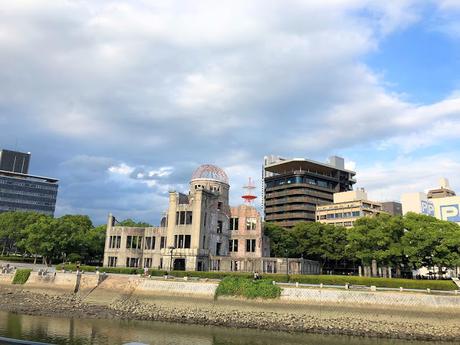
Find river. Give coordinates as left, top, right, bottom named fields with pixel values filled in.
left=0, top=311, right=456, bottom=345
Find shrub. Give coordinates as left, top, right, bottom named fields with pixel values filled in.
left=286, top=274, right=457, bottom=291
left=0, top=256, right=36, bottom=264
left=216, top=277, right=281, bottom=299
left=12, top=268, right=32, bottom=284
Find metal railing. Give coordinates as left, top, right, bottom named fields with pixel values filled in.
left=274, top=281, right=460, bottom=295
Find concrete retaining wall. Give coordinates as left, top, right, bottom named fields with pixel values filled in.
left=135, top=278, right=218, bottom=298
left=281, top=287, right=460, bottom=308
left=24, top=272, right=76, bottom=293
left=0, top=273, right=13, bottom=285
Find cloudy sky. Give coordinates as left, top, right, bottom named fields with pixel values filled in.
left=1, top=1, right=460, bottom=225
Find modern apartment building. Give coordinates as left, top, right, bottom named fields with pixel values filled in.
left=316, top=189, right=384, bottom=228
left=263, top=155, right=356, bottom=228
left=0, top=149, right=58, bottom=216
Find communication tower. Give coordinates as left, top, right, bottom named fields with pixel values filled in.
left=242, top=177, right=257, bottom=204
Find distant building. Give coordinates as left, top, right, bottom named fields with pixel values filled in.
left=427, top=178, right=456, bottom=199
left=0, top=149, right=58, bottom=216
left=401, top=178, right=460, bottom=225
left=103, top=164, right=320, bottom=274
left=381, top=201, right=403, bottom=216
left=316, top=189, right=384, bottom=228
left=263, top=155, right=356, bottom=228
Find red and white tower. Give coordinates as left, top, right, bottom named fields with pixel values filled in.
left=242, top=177, right=257, bottom=204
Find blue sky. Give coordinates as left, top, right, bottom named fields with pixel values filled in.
left=1, top=1, right=460, bottom=225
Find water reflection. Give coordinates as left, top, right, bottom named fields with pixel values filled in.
left=0, top=311, right=454, bottom=345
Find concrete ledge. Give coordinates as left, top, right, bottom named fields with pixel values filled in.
left=281, top=287, right=460, bottom=309
left=24, top=272, right=76, bottom=293
left=135, top=279, right=218, bottom=298
left=0, top=273, right=14, bottom=285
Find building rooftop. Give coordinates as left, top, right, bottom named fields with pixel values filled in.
left=0, top=169, right=59, bottom=183
left=264, top=157, right=356, bottom=176
left=191, top=164, right=229, bottom=184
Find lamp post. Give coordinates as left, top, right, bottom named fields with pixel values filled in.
left=285, top=249, right=289, bottom=281
left=168, top=246, right=175, bottom=272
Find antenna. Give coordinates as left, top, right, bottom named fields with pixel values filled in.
left=242, top=177, right=257, bottom=204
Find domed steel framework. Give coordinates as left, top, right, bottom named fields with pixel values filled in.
left=191, top=164, right=229, bottom=184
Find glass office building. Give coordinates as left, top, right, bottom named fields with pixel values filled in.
left=0, top=149, right=58, bottom=216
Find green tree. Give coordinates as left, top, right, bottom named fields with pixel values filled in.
left=118, top=218, right=151, bottom=227
left=263, top=222, right=296, bottom=257
left=0, top=211, right=45, bottom=255
left=291, top=222, right=348, bottom=270
left=401, top=213, right=440, bottom=270
left=347, top=214, right=404, bottom=269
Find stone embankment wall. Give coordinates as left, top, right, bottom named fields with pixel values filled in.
left=135, top=279, right=218, bottom=298
left=1, top=271, right=460, bottom=310
left=281, top=286, right=460, bottom=309
left=0, top=273, right=13, bottom=284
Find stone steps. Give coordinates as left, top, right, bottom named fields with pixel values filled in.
left=452, top=278, right=460, bottom=289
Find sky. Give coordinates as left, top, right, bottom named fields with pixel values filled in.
left=1, top=0, right=460, bottom=225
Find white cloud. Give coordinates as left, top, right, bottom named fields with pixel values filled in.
left=358, top=154, right=460, bottom=202
left=147, top=167, right=173, bottom=178
left=1, top=0, right=459, bottom=223
left=108, top=163, right=134, bottom=176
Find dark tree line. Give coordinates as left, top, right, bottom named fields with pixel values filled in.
left=0, top=211, right=151, bottom=265
left=265, top=213, right=460, bottom=276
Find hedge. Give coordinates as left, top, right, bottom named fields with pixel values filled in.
left=285, top=274, right=458, bottom=291
left=216, top=277, right=281, bottom=299
left=0, top=256, right=36, bottom=264
left=55, top=264, right=458, bottom=291
left=12, top=268, right=32, bottom=284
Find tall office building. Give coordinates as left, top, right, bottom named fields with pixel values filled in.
left=0, top=149, right=58, bottom=216
left=263, top=155, right=356, bottom=228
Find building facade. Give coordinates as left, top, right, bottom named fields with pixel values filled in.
left=103, top=164, right=320, bottom=274
left=0, top=149, right=58, bottom=216
left=427, top=178, right=456, bottom=199
left=316, top=189, right=384, bottom=228
left=263, top=155, right=356, bottom=228
left=381, top=201, right=403, bottom=216
left=401, top=178, right=460, bottom=225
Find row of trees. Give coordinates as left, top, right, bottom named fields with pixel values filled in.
left=0, top=212, right=152, bottom=265
left=0, top=212, right=106, bottom=264
left=265, top=213, right=460, bottom=275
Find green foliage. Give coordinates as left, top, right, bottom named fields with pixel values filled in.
left=118, top=219, right=152, bottom=227
left=265, top=213, right=460, bottom=273
left=216, top=277, right=281, bottom=299
left=12, top=268, right=32, bottom=284
left=0, top=256, right=36, bottom=263
left=0, top=211, right=47, bottom=255
left=287, top=275, right=457, bottom=290
left=347, top=214, right=405, bottom=266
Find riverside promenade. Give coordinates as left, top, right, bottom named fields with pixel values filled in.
left=1, top=270, right=460, bottom=341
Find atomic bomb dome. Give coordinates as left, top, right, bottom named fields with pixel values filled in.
left=191, top=164, right=229, bottom=184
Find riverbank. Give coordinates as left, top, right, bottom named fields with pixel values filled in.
left=1, top=284, right=459, bottom=342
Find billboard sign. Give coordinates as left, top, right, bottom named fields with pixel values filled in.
left=420, top=200, right=435, bottom=216
left=440, top=204, right=460, bottom=222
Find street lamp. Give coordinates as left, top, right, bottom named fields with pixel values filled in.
left=285, top=249, right=289, bottom=281
left=168, top=246, right=175, bottom=272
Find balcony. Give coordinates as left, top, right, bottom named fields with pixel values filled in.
left=265, top=212, right=315, bottom=221
left=265, top=204, right=317, bottom=213
left=265, top=187, right=333, bottom=200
